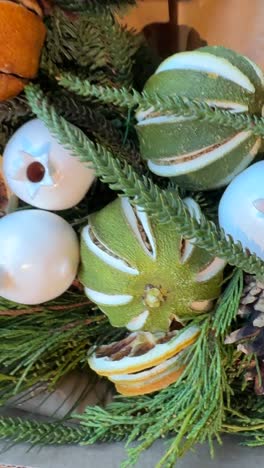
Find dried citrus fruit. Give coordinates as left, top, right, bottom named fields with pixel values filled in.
left=136, top=46, right=263, bottom=190
left=88, top=327, right=198, bottom=396
left=88, top=326, right=199, bottom=376
left=0, top=0, right=46, bottom=101
left=80, top=196, right=225, bottom=332
left=114, top=360, right=185, bottom=396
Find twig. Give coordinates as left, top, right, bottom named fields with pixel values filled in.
left=56, top=315, right=106, bottom=332
left=0, top=301, right=92, bottom=317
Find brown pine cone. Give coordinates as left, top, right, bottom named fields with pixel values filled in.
left=225, top=274, right=264, bottom=394
left=225, top=275, right=264, bottom=354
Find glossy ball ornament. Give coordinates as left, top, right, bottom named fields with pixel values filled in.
left=0, top=209, right=80, bottom=304
left=219, top=161, right=264, bottom=260
left=136, top=46, right=263, bottom=191
left=3, top=119, right=95, bottom=210
left=0, top=0, right=46, bottom=101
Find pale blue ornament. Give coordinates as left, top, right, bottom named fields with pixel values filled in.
left=219, top=161, right=264, bottom=260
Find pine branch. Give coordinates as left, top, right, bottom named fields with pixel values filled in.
left=0, top=125, right=13, bottom=154
left=57, top=75, right=264, bottom=137
left=0, top=96, right=31, bottom=124
left=0, top=414, right=128, bottom=445
left=25, top=84, right=264, bottom=279
left=50, top=92, right=143, bottom=168
left=212, top=269, right=244, bottom=336
left=222, top=391, right=264, bottom=446
left=0, top=289, right=124, bottom=404
left=0, top=272, right=242, bottom=466
left=0, top=417, right=89, bottom=445
left=85, top=11, right=140, bottom=87
left=0, top=95, right=32, bottom=152
left=75, top=272, right=241, bottom=467
left=58, top=74, right=142, bottom=106
left=42, top=9, right=140, bottom=87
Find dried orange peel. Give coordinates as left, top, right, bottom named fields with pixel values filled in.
left=88, top=326, right=199, bottom=396
left=0, top=1, right=46, bottom=101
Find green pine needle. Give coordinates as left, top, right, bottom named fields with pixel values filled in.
left=43, top=8, right=140, bottom=88
left=0, top=290, right=124, bottom=404
left=212, top=269, right=244, bottom=336
left=0, top=271, right=244, bottom=467
left=25, top=84, right=264, bottom=279
left=57, top=74, right=264, bottom=137
left=0, top=417, right=89, bottom=445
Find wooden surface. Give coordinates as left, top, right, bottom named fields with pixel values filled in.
left=122, top=0, right=264, bottom=67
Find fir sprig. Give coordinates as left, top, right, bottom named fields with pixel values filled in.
left=25, top=84, right=264, bottom=279
left=0, top=272, right=243, bottom=466
left=0, top=290, right=124, bottom=404
left=57, top=74, right=264, bottom=137
left=51, top=92, right=142, bottom=168
left=0, top=96, right=32, bottom=151
left=42, top=9, right=140, bottom=88
left=0, top=96, right=31, bottom=124
left=0, top=414, right=128, bottom=445
left=0, top=417, right=89, bottom=445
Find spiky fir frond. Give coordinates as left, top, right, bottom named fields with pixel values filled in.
left=57, top=74, right=264, bottom=138
left=42, top=8, right=141, bottom=88
left=25, top=84, right=264, bottom=279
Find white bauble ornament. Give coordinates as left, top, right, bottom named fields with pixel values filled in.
left=219, top=161, right=264, bottom=260
left=3, top=118, right=95, bottom=210
left=0, top=156, right=17, bottom=215
left=0, top=209, right=80, bottom=304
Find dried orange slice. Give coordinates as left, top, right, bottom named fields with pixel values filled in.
left=115, top=362, right=185, bottom=396
left=109, top=351, right=185, bottom=384
left=88, top=326, right=199, bottom=376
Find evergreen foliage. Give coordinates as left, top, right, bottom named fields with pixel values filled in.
left=57, top=74, right=264, bottom=137
left=25, top=84, right=264, bottom=279
left=0, top=290, right=125, bottom=404
left=0, top=1, right=143, bottom=407
left=0, top=271, right=248, bottom=467
left=1, top=1, right=264, bottom=465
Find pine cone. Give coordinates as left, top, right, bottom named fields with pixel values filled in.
left=225, top=274, right=264, bottom=394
